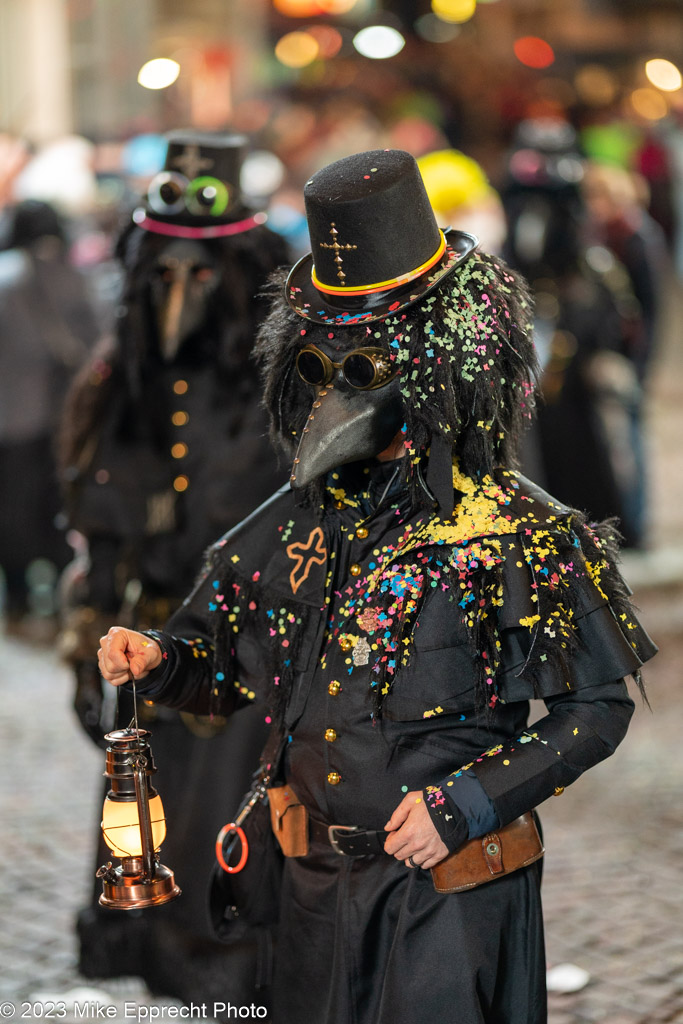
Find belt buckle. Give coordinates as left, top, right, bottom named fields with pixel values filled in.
left=328, top=824, right=359, bottom=855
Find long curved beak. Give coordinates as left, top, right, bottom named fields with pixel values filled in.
left=158, top=261, right=192, bottom=362
left=290, top=382, right=403, bottom=489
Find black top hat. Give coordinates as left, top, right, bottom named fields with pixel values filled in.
left=286, top=149, right=477, bottom=326
left=132, top=130, right=267, bottom=240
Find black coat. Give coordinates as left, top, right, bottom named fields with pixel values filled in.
left=139, top=462, right=656, bottom=1024
left=61, top=266, right=289, bottom=1006
left=65, top=356, right=284, bottom=607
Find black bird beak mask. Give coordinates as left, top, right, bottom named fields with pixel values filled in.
left=281, top=148, right=477, bottom=494
left=150, top=239, right=219, bottom=362
left=289, top=341, right=404, bottom=489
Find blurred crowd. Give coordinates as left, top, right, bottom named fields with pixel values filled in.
left=0, top=87, right=680, bottom=1009
left=0, top=97, right=678, bottom=622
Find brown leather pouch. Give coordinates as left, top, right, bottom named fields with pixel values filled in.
left=268, top=783, right=309, bottom=858
left=430, top=812, right=544, bottom=894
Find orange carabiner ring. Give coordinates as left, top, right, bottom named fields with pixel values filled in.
left=215, top=823, right=249, bottom=874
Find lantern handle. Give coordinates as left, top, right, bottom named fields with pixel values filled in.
left=131, top=677, right=142, bottom=742
left=131, top=751, right=157, bottom=881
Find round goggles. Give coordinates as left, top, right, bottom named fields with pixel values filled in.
left=147, top=172, right=231, bottom=218
left=295, top=345, right=397, bottom=391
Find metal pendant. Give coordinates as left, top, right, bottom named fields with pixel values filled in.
left=352, top=636, right=371, bottom=666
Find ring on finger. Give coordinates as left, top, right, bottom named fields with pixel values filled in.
left=408, top=856, right=418, bottom=868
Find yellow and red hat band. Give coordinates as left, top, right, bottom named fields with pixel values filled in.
left=311, top=231, right=447, bottom=297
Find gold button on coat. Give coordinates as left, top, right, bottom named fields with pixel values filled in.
left=327, top=772, right=341, bottom=786
left=324, top=728, right=337, bottom=742
left=350, top=563, right=361, bottom=576
left=328, top=681, right=341, bottom=696
left=339, top=638, right=354, bottom=652
left=356, top=526, right=368, bottom=539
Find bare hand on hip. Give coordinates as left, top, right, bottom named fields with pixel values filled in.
left=98, top=627, right=162, bottom=686
left=384, top=790, right=449, bottom=870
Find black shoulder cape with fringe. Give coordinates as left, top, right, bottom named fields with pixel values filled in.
left=202, top=463, right=654, bottom=724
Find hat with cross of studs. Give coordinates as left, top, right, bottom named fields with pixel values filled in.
left=285, top=149, right=478, bottom=326
left=132, top=130, right=268, bottom=240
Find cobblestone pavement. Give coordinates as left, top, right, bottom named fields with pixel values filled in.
left=1, top=286, right=681, bottom=1023
left=1, top=590, right=681, bottom=1024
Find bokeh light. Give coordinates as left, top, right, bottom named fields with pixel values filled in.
left=431, top=0, right=476, bottom=25
left=580, top=122, right=641, bottom=168
left=353, top=25, right=405, bottom=60
left=317, top=0, right=359, bottom=13
left=241, top=150, right=286, bottom=198
left=307, top=24, right=343, bottom=59
left=275, top=31, right=320, bottom=68
left=645, top=58, right=682, bottom=92
left=121, top=134, right=167, bottom=177
left=272, top=0, right=357, bottom=13
left=630, top=87, right=668, bottom=120
left=513, top=36, right=555, bottom=70
left=415, top=13, right=461, bottom=42
left=574, top=65, right=619, bottom=106
left=137, top=58, right=180, bottom=90
left=273, top=0, right=324, bottom=16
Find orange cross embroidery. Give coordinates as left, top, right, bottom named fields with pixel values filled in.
left=286, top=527, right=327, bottom=595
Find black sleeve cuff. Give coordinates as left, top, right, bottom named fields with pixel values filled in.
left=424, top=786, right=469, bottom=853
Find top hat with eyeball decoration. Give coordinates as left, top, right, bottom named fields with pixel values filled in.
left=132, top=130, right=268, bottom=241
left=285, top=148, right=478, bottom=326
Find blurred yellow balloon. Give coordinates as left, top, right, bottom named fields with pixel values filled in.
left=418, top=149, right=491, bottom=214
left=418, top=149, right=506, bottom=252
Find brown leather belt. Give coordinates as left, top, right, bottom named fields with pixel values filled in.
left=311, top=812, right=544, bottom=893
left=270, top=782, right=544, bottom=893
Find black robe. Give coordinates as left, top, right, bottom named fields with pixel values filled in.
left=137, top=462, right=656, bottom=1024
left=64, top=350, right=285, bottom=1001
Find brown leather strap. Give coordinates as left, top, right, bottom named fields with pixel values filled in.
left=482, top=833, right=504, bottom=876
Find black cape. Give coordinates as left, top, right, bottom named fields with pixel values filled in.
left=138, top=463, right=656, bottom=1023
